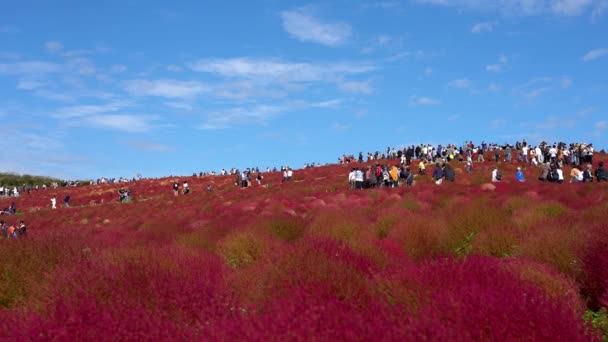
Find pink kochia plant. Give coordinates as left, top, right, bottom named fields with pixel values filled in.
left=1, top=154, right=608, bottom=339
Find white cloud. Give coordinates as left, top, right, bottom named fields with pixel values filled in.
left=281, top=8, right=351, bottom=46
left=582, top=48, right=608, bottom=61
left=416, top=0, right=596, bottom=16
left=312, top=99, right=343, bottom=108
left=16, top=80, right=45, bottom=90
left=45, top=40, right=64, bottom=53
left=338, top=80, right=373, bottom=94
left=0, top=61, right=62, bottom=75
left=486, top=64, right=502, bottom=72
left=167, top=64, right=183, bottom=72
left=499, top=54, right=509, bottom=63
left=198, top=104, right=288, bottom=130
left=551, top=0, right=594, bottom=16
left=125, top=140, right=173, bottom=152
left=592, top=0, right=608, bottom=22
left=84, top=115, right=159, bottom=132
left=110, top=64, right=127, bottom=73
left=471, top=21, right=497, bottom=33
left=425, top=67, right=433, bottom=76
left=125, top=79, right=207, bottom=98
left=488, top=83, right=502, bottom=92
left=526, top=87, right=549, bottom=99
left=448, top=78, right=472, bottom=88
left=409, top=95, right=441, bottom=106
left=596, top=120, right=608, bottom=130
left=560, top=76, right=572, bottom=88
left=55, top=101, right=132, bottom=119
left=332, top=123, right=351, bottom=131
left=190, top=57, right=374, bottom=83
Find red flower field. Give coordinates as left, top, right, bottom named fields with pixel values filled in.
left=1, top=153, right=608, bottom=340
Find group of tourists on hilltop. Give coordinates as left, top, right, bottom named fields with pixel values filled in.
left=348, top=164, right=414, bottom=189
left=1, top=220, right=27, bottom=239
left=342, top=139, right=607, bottom=189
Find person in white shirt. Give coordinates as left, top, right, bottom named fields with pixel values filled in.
left=556, top=166, right=564, bottom=184
left=535, top=146, right=543, bottom=164
left=287, top=168, right=293, bottom=180
left=348, top=169, right=356, bottom=189
left=521, top=145, right=529, bottom=163
left=491, top=166, right=502, bottom=182
left=354, top=168, right=364, bottom=189
left=51, top=196, right=57, bottom=209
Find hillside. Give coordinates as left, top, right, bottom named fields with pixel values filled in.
left=1, top=153, right=608, bottom=339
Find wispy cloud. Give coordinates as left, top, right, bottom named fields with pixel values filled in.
left=55, top=101, right=132, bottom=119
left=16, top=79, right=45, bottom=90
left=124, top=139, right=173, bottom=152
left=83, top=114, right=160, bottom=132
left=190, top=57, right=375, bottom=83
left=486, top=64, right=502, bottom=72
left=488, top=83, right=502, bottom=92
left=0, top=61, right=62, bottom=75
left=471, top=21, right=497, bottom=33
left=582, top=48, right=608, bottom=61
left=125, top=79, right=207, bottom=98
left=281, top=8, right=351, bottom=46
left=526, top=87, right=550, bottom=99
left=199, top=104, right=289, bottom=130
left=416, top=0, right=596, bottom=17
left=448, top=78, right=472, bottom=88
left=338, top=80, right=374, bottom=94
left=409, top=95, right=441, bottom=106
left=167, top=64, right=183, bottom=72
left=592, top=0, right=608, bottom=22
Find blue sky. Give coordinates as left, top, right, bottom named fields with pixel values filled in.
left=1, top=0, right=607, bottom=179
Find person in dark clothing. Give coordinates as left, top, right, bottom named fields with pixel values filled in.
left=583, top=164, right=594, bottom=183
left=432, top=163, right=444, bottom=185
left=17, top=220, right=26, bottom=237
left=443, top=164, right=455, bottom=182
left=64, top=194, right=70, bottom=208
left=596, top=161, right=608, bottom=182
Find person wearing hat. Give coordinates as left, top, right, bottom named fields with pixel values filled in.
left=515, top=166, right=525, bottom=182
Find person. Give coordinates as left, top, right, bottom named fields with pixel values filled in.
left=583, top=164, right=594, bottom=183
left=256, top=172, right=263, bottom=185
left=418, top=159, right=426, bottom=175
left=287, top=168, right=293, bottom=181
left=51, top=196, right=57, bottom=209
left=64, top=194, right=70, bottom=208
left=515, top=167, right=525, bottom=182
left=404, top=167, right=414, bottom=187
left=7, top=224, right=15, bottom=239
left=173, top=181, right=179, bottom=196
left=538, top=163, right=550, bottom=181
left=443, top=164, right=455, bottom=182
left=432, top=163, right=444, bottom=185
left=596, top=161, right=608, bottom=182
left=556, top=165, right=564, bottom=184
left=492, top=166, right=502, bottom=182
left=183, top=181, right=190, bottom=194
left=0, top=220, right=7, bottom=238
left=466, top=155, right=472, bottom=174
left=570, top=166, right=583, bottom=183
left=17, top=220, right=26, bottom=237
left=354, top=168, right=364, bottom=190
left=389, top=165, right=399, bottom=187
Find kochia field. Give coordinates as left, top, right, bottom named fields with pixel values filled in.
left=2, top=155, right=608, bottom=340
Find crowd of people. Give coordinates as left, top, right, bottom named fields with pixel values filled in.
left=1, top=220, right=26, bottom=239
left=343, top=140, right=607, bottom=188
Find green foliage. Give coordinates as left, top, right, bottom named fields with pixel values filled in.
left=536, top=203, right=566, bottom=218
left=454, top=232, right=476, bottom=257
left=584, top=308, right=608, bottom=340
left=266, top=217, right=306, bottom=243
